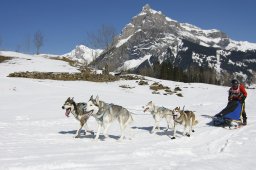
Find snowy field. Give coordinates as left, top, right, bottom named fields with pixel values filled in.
left=0, top=51, right=256, bottom=170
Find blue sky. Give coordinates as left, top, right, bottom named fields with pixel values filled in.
left=0, top=0, right=255, bottom=54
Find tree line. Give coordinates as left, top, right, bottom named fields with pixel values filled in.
left=138, top=60, right=221, bottom=85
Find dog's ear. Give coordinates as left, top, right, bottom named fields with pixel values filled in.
left=95, top=95, right=100, bottom=105
left=89, top=95, right=93, bottom=101
left=71, top=97, right=74, bottom=100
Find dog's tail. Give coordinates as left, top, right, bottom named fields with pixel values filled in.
left=128, top=112, right=134, bottom=123
left=191, top=113, right=199, bottom=126
left=193, top=120, right=199, bottom=126
left=122, top=112, right=135, bottom=140
left=182, top=105, right=185, bottom=112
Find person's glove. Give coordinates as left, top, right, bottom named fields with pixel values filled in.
left=228, top=96, right=233, bottom=101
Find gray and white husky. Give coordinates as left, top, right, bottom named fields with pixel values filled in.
left=85, top=95, right=133, bottom=141
left=62, top=97, right=94, bottom=138
left=172, top=106, right=198, bottom=139
left=143, top=101, right=174, bottom=134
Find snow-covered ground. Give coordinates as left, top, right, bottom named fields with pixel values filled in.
left=0, top=51, right=256, bottom=170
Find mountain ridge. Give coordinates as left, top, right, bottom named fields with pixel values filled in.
left=91, top=4, right=256, bottom=85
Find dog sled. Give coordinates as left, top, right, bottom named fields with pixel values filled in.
left=213, top=100, right=243, bottom=129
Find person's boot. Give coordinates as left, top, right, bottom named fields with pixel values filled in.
left=243, top=119, right=247, bottom=125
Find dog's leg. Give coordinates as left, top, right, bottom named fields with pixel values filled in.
left=117, top=118, right=126, bottom=141
left=184, top=122, right=191, bottom=137
left=171, top=123, right=177, bottom=139
left=102, top=115, right=111, bottom=139
left=166, top=116, right=173, bottom=131
left=119, top=124, right=125, bottom=141
left=157, top=121, right=161, bottom=131
left=191, top=116, right=196, bottom=133
left=188, top=118, right=193, bottom=136
left=117, top=115, right=129, bottom=141
left=119, top=119, right=130, bottom=141
left=120, top=114, right=133, bottom=140
left=183, top=124, right=187, bottom=136
left=84, top=123, right=94, bottom=135
left=186, top=120, right=192, bottom=137
left=94, top=123, right=102, bottom=140
left=103, top=123, right=111, bottom=139
left=165, top=118, right=170, bottom=131
left=151, top=116, right=160, bottom=134
left=75, top=123, right=83, bottom=138
left=151, top=121, right=158, bottom=134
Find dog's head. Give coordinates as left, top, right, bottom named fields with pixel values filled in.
left=143, top=101, right=154, bottom=112
left=85, top=95, right=100, bottom=115
left=172, top=106, right=181, bottom=119
left=62, top=97, right=75, bottom=117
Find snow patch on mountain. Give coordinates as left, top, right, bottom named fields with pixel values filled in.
left=116, top=35, right=133, bottom=48
left=226, top=40, right=256, bottom=51
left=118, top=54, right=152, bottom=71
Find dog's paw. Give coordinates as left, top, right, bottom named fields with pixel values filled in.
left=87, top=131, right=94, bottom=135
left=93, top=138, right=99, bottom=142
left=104, top=135, right=109, bottom=138
left=74, top=135, right=80, bottom=138
left=171, top=137, right=176, bottom=140
left=118, top=137, right=124, bottom=142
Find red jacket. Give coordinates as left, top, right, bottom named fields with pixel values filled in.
left=228, top=83, right=247, bottom=101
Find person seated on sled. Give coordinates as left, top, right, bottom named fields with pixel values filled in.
left=228, top=79, right=247, bottom=125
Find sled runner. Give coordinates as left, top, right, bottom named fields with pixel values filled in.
left=213, top=100, right=243, bottom=128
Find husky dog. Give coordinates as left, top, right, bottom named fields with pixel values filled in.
left=62, top=97, right=94, bottom=138
left=172, top=106, right=198, bottom=139
left=143, top=101, right=174, bottom=134
left=85, top=95, right=133, bottom=141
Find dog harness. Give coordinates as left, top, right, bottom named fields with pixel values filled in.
left=94, top=102, right=112, bottom=120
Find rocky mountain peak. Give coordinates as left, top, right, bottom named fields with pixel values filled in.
left=92, top=4, right=256, bottom=85
left=142, top=4, right=151, bottom=12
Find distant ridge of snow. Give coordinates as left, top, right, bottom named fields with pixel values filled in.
left=61, top=45, right=103, bottom=64
left=0, top=50, right=79, bottom=76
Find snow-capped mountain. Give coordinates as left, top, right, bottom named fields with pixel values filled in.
left=62, top=45, right=102, bottom=65
left=92, top=4, right=256, bottom=85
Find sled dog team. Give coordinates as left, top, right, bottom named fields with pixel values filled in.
left=62, top=95, right=198, bottom=141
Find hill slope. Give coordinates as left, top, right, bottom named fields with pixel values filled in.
left=0, top=52, right=256, bottom=170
